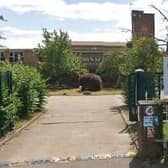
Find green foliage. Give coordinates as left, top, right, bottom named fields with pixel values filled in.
left=0, top=90, right=20, bottom=136
left=97, top=50, right=126, bottom=88
left=0, top=63, right=47, bottom=137
left=97, top=37, right=163, bottom=88
left=12, top=65, right=47, bottom=117
left=0, top=70, right=20, bottom=136
left=38, top=29, right=86, bottom=86
left=127, top=37, right=163, bottom=72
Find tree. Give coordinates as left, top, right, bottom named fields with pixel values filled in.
left=97, top=50, right=126, bottom=88
left=126, top=37, right=163, bottom=72
left=38, top=29, right=85, bottom=86
left=97, top=37, right=163, bottom=88
left=0, top=15, right=7, bottom=40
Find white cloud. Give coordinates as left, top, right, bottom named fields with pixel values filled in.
left=0, top=26, right=42, bottom=48
left=0, top=0, right=130, bottom=21
left=0, top=0, right=168, bottom=48
left=69, top=28, right=130, bottom=42
left=0, top=26, right=42, bottom=37
left=0, top=26, right=130, bottom=48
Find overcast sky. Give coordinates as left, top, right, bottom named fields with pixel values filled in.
left=0, top=0, right=168, bottom=48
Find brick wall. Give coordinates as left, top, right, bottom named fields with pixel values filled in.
left=132, top=10, right=154, bottom=38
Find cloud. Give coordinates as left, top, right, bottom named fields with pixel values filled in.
left=1, top=0, right=168, bottom=48
left=0, top=0, right=168, bottom=31
left=68, top=28, right=130, bottom=42
left=0, top=26, right=42, bottom=37
left=0, top=0, right=130, bottom=21
left=0, top=26, right=130, bottom=48
left=0, top=26, right=42, bottom=48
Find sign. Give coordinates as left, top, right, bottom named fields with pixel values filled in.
left=143, top=116, right=153, bottom=127
left=164, top=57, right=168, bottom=96
left=145, top=106, right=154, bottom=116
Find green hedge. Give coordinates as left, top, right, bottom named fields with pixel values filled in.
left=12, top=65, right=47, bottom=117
left=0, top=63, right=47, bottom=136
left=0, top=90, right=20, bottom=136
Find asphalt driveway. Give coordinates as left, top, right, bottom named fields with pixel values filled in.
left=0, top=95, right=131, bottom=164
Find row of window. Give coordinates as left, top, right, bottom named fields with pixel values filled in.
left=0, top=52, right=24, bottom=63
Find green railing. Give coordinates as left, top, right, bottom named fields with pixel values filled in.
left=0, top=71, right=13, bottom=136
left=127, top=71, right=163, bottom=121
left=0, top=71, right=12, bottom=96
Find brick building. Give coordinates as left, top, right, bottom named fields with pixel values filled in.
left=0, top=46, right=38, bottom=66
left=0, top=41, right=126, bottom=71
left=132, top=10, right=155, bottom=38
left=72, top=41, right=126, bottom=71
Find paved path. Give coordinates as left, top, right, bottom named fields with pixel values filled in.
left=0, top=95, right=131, bottom=164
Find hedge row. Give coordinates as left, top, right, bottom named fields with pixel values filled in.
left=0, top=63, right=47, bottom=136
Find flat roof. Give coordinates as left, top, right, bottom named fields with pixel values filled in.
left=71, top=41, right=126, bottom=47
left=0, top=41, right=126, bottom=50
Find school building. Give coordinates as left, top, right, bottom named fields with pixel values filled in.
left=0, top=41, right=126, bottom=71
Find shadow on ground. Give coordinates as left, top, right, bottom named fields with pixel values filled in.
left=129, top=158, right=168, bottom=168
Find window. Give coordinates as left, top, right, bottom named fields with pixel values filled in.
left=0, top=52, right=5, bottom=61
left=9, top=52, right=23, bottom=63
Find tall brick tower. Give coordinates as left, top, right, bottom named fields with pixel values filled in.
left=132, top=10, right=155, bottom=38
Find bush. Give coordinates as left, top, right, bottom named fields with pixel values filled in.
left=12, top=65, right=47, bottom=118
left=0, top=70, right=20, bottom=136
left=0, top=89, right=20, bottom=136
left=57, top=72, right=80, bottom=88
left=0, top=63, right=47, bottom=118
left=48, top=72, right=80, bottom=89
left=0, top=63, right=47, bottom=137
left=79, top=73, right=102, bottom=91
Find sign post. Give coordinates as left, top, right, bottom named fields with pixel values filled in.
left=137, top=100, right=163, bottom=157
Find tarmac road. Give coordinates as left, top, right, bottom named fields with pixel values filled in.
left=0, top=95, right=132, bottom=167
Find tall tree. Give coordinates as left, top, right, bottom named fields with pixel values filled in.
left=38, top=29, right=85, bottom=85
left=98, top=37, right=163, bottom=88
left=127, top=37, right=163, bottom=72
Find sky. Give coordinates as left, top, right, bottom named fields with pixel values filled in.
left=0, top=0, right=168, bottom=48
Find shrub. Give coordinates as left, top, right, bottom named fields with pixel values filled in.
left=57, top=72, right=80, bottom=88
left=0, top=70, right=20, bottom=136
left=0, top=90, right=20, bottom=136
left=79, top=73, right=102, bottom=91
left=0, top=63, right=47, bottom=118
left=0, top=64, right=47, bottom=137
left=12, top=65, right=47, bottom=118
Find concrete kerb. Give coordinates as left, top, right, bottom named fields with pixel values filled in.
left=0, top=110, right=46, bottom=147
left=0, top=153, right=133, bottom=167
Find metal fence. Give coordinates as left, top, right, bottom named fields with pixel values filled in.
left=127, top=71, right=163, bottom=121
left=0, top=71, right=12, bottom=104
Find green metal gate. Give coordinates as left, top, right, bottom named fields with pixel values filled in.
left=0, top=71, right=12, bottom=102
left=128, top=71, right=163, bottom=121
left=0, top=71, right=13, bottom=136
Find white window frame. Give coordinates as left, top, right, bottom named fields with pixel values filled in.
left=9, top=51, right=24, bottom=63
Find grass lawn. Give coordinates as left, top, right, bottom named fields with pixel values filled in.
left=48, top=88, right=123, bottom=96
